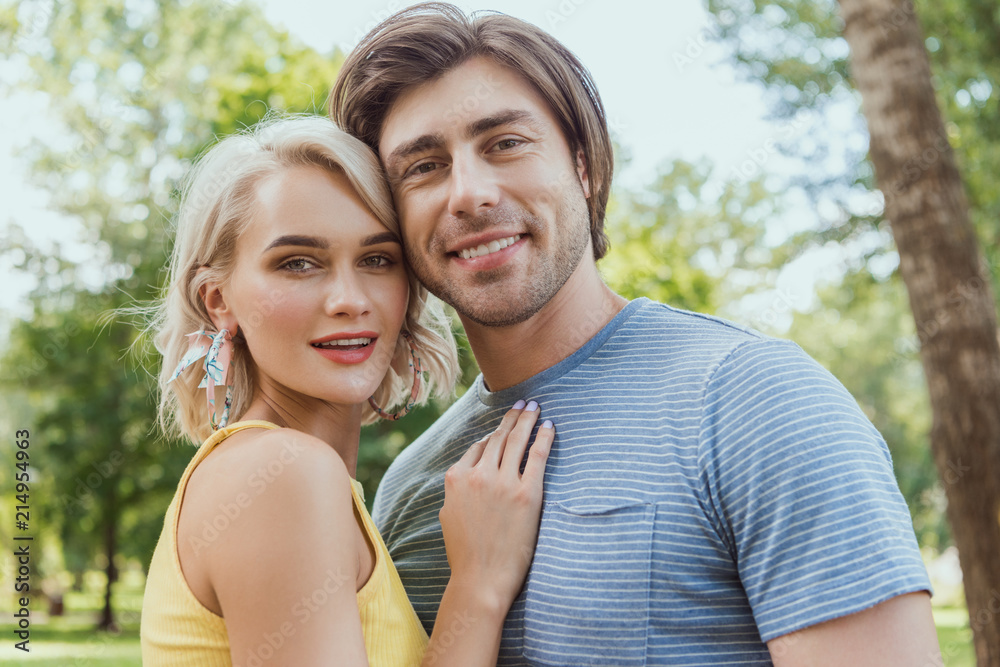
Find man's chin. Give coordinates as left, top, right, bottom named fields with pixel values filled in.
left=455, top=303, right=544, bottom=328
left=443, top=285, right=549, bottom=328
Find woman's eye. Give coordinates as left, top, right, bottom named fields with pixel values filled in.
left=362, top=255, right=392, bottom=269
left=280, top=258, right=314, bottom=272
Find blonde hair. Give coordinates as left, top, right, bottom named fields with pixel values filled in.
left=152, top=114, right=458, bottom=443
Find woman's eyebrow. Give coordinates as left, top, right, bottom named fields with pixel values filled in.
left=361, top=231, right=401, bottom=247
left=264, top=232, right=399, bottom=252
left=263, top=235, right=328, bottom=252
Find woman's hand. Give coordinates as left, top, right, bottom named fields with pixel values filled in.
left=439, top=400, right=554, bottom=611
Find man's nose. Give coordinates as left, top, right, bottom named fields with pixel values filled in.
left=447, top=150, right=501, bottom=218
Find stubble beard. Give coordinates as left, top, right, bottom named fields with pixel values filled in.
left=404, top=188, right=591, bottom=328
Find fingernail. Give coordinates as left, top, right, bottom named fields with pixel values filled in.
left=541, top=420, right=553, bottom=429
left=512, top=399, right=526, bottom=410
left=525, top=401, right=538, bottom=412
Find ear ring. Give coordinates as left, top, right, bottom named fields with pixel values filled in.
left=168, top=328, right=235, bottom=430
left=368, top=331, right=423, bottom=421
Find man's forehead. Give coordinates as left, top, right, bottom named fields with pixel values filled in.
left=378, top=57, right=551, bottom=157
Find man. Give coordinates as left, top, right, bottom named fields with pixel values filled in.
left=330, top=3, right=940, bottom=664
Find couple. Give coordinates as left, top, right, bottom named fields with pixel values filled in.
left=140, top=3, right=939, bottom=665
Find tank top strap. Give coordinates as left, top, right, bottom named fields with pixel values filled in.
left=349, top=479, right=391, bottom=608
left=179, top=420, right=281, bottom=491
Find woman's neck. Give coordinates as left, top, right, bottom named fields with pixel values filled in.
left=239, top=389, right=364, bottom=477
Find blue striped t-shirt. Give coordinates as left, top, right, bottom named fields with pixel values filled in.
left=372, top=298, right=931, bottom=666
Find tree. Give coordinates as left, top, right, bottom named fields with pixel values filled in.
left=837, top=0, right=1000, bottom=660
left=602, top=159, right=782, bottom=313
left=1, top=0, right=342, bottom=629
left=705, top=0, right=1000, bottom=660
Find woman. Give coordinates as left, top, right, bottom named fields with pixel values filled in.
left=139, top=115, right=554, bottom=666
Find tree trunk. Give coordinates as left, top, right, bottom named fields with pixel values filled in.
left=837, top=0, right=1000, bottom=663
left=97, top=490, right=119, bottom=632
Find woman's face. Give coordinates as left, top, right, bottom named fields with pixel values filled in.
left=222, top=164, right=409, bottom=408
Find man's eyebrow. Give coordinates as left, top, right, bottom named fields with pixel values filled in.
left=263, top=235, right=328, bottom=252
left=465, top=109, right=540, bottom=139
left=383, top=110, right=542, bottom=177
left=385, top=133, right=445, bottom=174
left=361, top=231, right=400, bottom=247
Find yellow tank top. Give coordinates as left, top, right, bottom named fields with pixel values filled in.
left=140, top=420, right=428, bottom=666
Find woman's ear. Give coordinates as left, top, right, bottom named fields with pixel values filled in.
left=196, top=267, right=239, bottom=334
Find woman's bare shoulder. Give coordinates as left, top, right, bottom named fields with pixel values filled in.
left=177, top=427, right=358, bottom=613
left=186, top=427, right=353, bottom=511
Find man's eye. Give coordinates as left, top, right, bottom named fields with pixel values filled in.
left=405, top=162, right=438, bottom=178
left=496, top=138, right=521, bottom=150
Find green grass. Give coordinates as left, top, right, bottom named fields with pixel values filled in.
left=935, top=607, right=976, bottom=667
left=0, top=606, right=977, bottom=665
left=0, top=613, right=141, bottom=666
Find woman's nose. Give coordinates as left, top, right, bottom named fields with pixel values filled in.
left=324, top=270, right=372, bottom=318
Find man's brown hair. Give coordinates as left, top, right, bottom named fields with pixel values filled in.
left=329, top=2, right=614, bottom=259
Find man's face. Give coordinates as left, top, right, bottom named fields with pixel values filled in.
left=379, top=57, right=592, bottom=327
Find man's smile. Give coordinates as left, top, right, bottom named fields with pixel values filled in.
left=455, top=234, right=522, bottom=259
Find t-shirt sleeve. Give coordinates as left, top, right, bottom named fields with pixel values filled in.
left=697, top=338, right=932, bottom=642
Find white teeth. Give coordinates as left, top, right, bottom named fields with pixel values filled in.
left=314, top=337, right=372, bottom=348
left=458, top=234, right=521, bottom=260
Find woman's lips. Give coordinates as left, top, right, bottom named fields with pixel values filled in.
left=311, top=337, right=377, bottom=364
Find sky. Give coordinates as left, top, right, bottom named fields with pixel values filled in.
left=0, top=0, right=841, bottom=323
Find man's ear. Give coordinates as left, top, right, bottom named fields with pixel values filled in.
left=196, top=267, right=239, bottom=334
left=575, top=149, right=591, bottom=199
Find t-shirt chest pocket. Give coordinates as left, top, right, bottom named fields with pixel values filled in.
left=522, top=501, right=655, bottom=666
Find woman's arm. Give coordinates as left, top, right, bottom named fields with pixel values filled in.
left=193, top=430, right=368, bottom=666
left=422, top=402, right=554, bottom=667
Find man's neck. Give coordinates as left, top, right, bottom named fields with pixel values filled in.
left=463, top=261, right=628, bottom=392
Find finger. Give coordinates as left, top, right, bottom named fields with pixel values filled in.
left=481, top=399, right=529, bottom=468
left=456, top=435, right=490, bottom=469
left=520, top=420, right=554, bottom=488
left=500, top=402, right=542, bottom=475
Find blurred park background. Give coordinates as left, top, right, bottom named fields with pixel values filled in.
left=1, top=0, right=996, bottom=663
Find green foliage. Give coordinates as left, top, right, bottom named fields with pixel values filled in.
left=1, top=0, right=342, bottom=626
left=703, top=0, right=1000, bottom=550
left=603, top=159, right=782, bottom=313
left=704, top=0, right=1000, bottom=293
